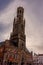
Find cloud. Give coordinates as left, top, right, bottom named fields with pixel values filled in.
left=0, top=0, right=43, bottom=53
left=0, top=0, right=14, bottom=11
left=0, top=22, right=12, bottom=33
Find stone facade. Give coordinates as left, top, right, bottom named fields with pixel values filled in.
left=0, top=7, right=33, bottom=65
left=33, top=54, right=43, bottom=65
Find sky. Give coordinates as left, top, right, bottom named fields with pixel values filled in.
left=0, top=0, right=43, bottom=54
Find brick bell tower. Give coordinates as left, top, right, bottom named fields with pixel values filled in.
left=10, top=7, right=26, bottom=50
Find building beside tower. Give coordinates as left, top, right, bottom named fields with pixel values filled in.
left=0, top=7, right=33, bottom=65
left=33, top=54, right=43, bottom=65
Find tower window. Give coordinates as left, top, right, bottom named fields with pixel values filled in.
left=21, top=43, right=24, bottom=49
left=20, top=10, right=21, bottom=13
left=22, top=43, right=24, bottom=47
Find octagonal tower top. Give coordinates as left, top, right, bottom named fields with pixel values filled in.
left=17, top=7, right=24, bottom=20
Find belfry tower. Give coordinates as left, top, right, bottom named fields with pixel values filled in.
left=0, top=6, right=33, bottom=65
left=10, top=7, right=26, bottom=50
left=0, top=7, right=33, bottom=65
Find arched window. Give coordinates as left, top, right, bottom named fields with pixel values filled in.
left=21, top=43, right=24, bottom=49
left=20, top=10, right=21, bottom=13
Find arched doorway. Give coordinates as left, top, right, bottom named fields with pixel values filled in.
left=21, top=58, right=24, bottom=65
left=21, top=62, right=24, bottom=65
left=7, top=61, right=18, bottom=65
left=7, top=61, right=13, bottom=65
left=27, top=63, right=31, bottom=65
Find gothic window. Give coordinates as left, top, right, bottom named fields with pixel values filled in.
left=22, top=43, right=24, bottom=49
left=21, top=24, right=24, bottom=34
left=27, top=63, right=31, bottom=65
left=20, top=10, right=21, bottom=13
left=18, top=16, right=21, bottom=20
